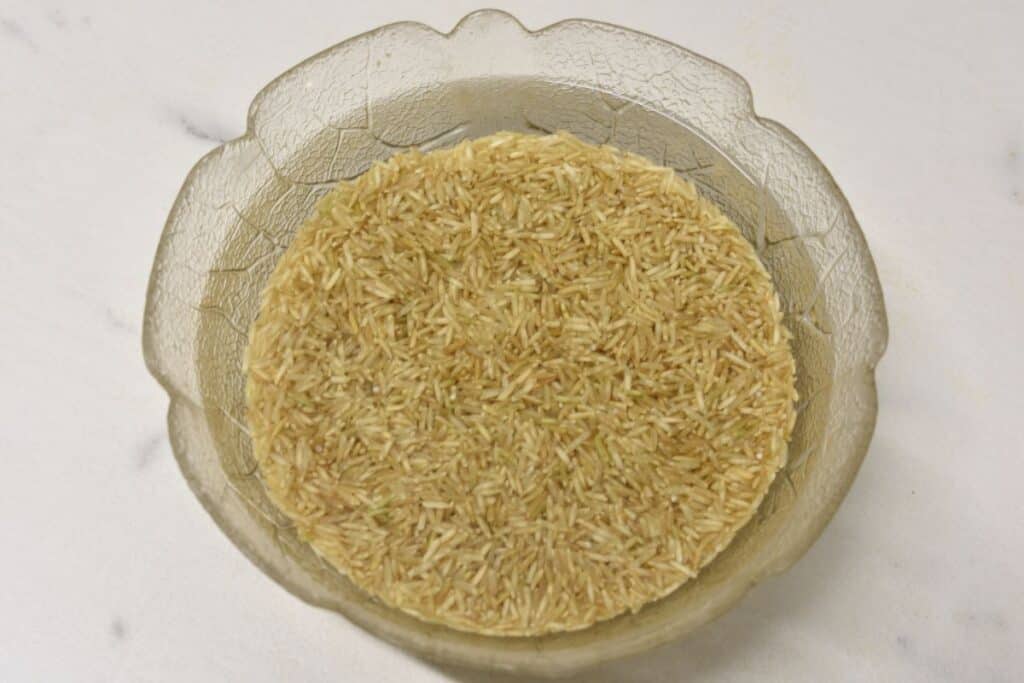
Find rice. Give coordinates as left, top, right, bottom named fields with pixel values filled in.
left=245, top=131, right=797, bottom=636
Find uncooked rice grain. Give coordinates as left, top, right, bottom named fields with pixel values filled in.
left=245, top=131, right=797, bottom=636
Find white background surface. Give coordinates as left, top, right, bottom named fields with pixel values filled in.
left=1, top=1, right=1022, bottom=681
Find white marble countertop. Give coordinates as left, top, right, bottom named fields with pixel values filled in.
left=1, top=1, right=1021, bottom=681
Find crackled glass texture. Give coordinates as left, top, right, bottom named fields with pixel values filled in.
left=143, top=10, right=887, bottom=677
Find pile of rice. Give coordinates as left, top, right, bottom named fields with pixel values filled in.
left=245, top=131, right=796, bottom=636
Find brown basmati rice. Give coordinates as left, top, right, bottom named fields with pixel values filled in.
left=245, top=131, right=797, bottom=636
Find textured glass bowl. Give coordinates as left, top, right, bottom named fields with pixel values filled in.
left=143, top=10, right=887, bottom=677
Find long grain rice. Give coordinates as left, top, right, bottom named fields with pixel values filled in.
left=245, top=131, right=797, bottom=636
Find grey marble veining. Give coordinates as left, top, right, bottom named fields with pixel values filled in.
left=174, top=110, right=237, bottom=145
left=1, top=17, right=38, bottom=51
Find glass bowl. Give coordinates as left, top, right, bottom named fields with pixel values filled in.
left=143, top=10, right=887, bottom=677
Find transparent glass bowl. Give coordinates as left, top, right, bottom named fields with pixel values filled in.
left=143, top=10, right=887, bottom=677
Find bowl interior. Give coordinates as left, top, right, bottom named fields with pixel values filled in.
left=194, top=77, right=833, bottom=669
